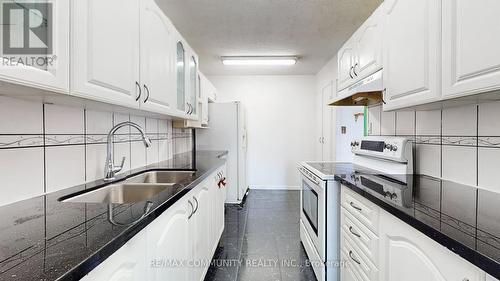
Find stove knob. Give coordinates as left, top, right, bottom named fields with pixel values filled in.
left=354, top=141, right=359, bottom=146
left=350, top=142, right=354, bottom=147
left=384, top=144, right=392, bottom=150
left=392, top=145, right=398, bottom=152
left=392, top=193, right=398, bottom=200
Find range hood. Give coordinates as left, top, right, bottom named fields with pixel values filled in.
left=329, top=69, right=383, bottom=106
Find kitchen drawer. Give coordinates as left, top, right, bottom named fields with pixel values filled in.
left=340, top=250, right=368, bottom=281
left=341, top=185, right=380, bottom=234
left=341, top=228, right=379, bottom=281
left=341, top=207, right=379, bottom=265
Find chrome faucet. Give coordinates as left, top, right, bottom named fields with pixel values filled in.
left=104, top=121, right=152, bottom=181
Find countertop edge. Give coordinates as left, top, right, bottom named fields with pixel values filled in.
left=336, top=177, right=500, bottom=279
left=57, top=158, right=227, bottom=281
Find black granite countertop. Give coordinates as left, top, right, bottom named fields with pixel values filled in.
left=321, top=163, right=500, bottom=279
left=0, top=150, right=228, bottom=281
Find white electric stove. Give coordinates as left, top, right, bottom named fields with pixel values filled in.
left=298, top=136, right=413, bottom=281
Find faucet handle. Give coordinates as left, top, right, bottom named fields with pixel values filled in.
left=113, top=157, right=126, bottom=173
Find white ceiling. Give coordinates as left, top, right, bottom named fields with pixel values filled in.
left=157, top=0, right=382, bottom=75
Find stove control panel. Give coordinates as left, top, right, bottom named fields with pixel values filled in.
left=351, top=136, right=411, bottom=163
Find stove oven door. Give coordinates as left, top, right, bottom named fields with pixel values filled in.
left=300, top=169, right=325, bottom=260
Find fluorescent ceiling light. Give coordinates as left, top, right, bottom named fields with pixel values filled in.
left=221, top=56, right=297, bottom=66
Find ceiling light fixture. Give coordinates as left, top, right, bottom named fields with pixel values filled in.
left=221, top=56, right=297, bottom=66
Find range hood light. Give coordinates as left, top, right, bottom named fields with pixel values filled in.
left=221, top=56, right=297, bottom=66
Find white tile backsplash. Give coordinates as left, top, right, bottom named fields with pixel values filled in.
left=131, top=141, right=147, bottom=169
left=478, top=147, right=500, bottom=192
left=86, top=110, right=113, bottom=135
left=416, top=110, right=441, bottom=135
left=478, top=101, right=500, bottom=136
left=373, top=101, right=500, bottom=191
left=0, top=148, right=44, bottom=206
left=442, top=146, right=477, bottom=186
left=442, top=105, right=477, bottom=136
left=147, top=140, right=160, bottom=165
left=0, top=96, right=43, bottom=134
left=85, top=144, right=108, bottom=182
left=416, top=144, right=441, bottom=178
left=45, top=146, right=85, bottom=192
left=396, top=111, right=415, bottom=136
left=0, top=97, right=188, bottom=207
left=381, top=110, right=396, bottom=136
left=45, top=104, right=84, bottom=134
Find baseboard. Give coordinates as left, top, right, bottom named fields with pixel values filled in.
left=250, top=185, right=300, bottom=190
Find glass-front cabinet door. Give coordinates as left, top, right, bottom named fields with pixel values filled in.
left=176, top=41, right=185, bottom=112
left=189, top=56, right=197, bottom=116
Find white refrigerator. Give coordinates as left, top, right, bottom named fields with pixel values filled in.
left=196, top=102, right=248, bottom=204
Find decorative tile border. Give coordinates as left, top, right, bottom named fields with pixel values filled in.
left=442, top=136, right=477, bottom=147
left=45, top=135, right=86, bottom=146
left=415, top=136, right=441, bottom=145
left=478, top=137, right=500, bottom=148
left=0, top=135, right=44, bottom=149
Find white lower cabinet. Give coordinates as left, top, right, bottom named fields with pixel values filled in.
left=82, top=230, right=147, bottom=281
left=146, top=196, right=191, bottom=281
left=340, top=185, right=489, bottom=281
left=379, top=209, right=484, bottom=281
left=190, top=181, right=211, bottom=281
left=82, top=166, right=226, bottom=281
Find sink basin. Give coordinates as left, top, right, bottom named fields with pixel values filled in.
left=126, top=171, right=196, bottom=184
left=61, top=171, right=196, bottom=204
left=62, top=183, right=173, bottom=204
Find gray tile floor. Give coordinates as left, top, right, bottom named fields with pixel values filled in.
left=204, top=190, right=317, bottom=281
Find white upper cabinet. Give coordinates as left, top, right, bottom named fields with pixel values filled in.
left=442, top=0, right=500, bottom=98
left=383, top=0, right=441, bottom=110
left=0, top=0, right=69, bottom=93
left=379, top=210, right=484, bottom=281
left=337, top=41, right=356, bottom=92
left=354, top=4, right=383, bottom=82
left=337, top=5, right=383, bottom=94
left=140, top=0, right=176, bottom=114
left=71, top=0, right=141, bottom=108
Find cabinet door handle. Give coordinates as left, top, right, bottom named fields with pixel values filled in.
left=143, top=84, right=150, bottom=103
left=349, top=66, right=354, bottom=79
left=188, top=200, right=194, bottom=219
left=135, top=81, right=141, bottom=101
left=349, top=226, right=361, bottom=238
left=350, top=201, right=362, bottom=212
left=193, top=196, right=199, bottom=214
left=349, top=250, right=361, bottom=265
left=353, top=63, right=358, bottom=76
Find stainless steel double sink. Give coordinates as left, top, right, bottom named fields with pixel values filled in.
left=62, top=171, right=196, bottom=204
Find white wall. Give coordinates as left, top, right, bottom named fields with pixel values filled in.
left=207, top=75, right=316, bottom=190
